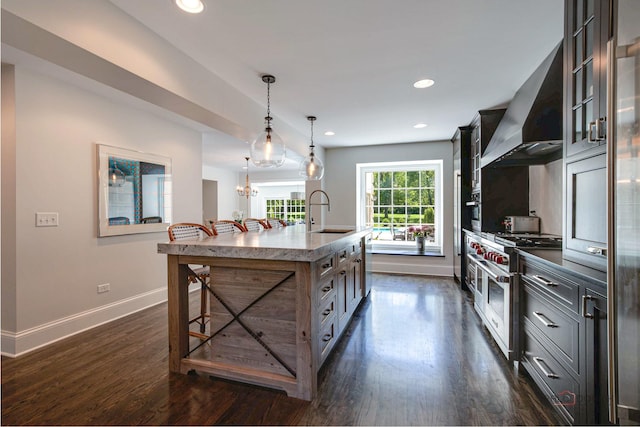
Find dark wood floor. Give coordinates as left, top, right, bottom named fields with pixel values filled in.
left=2, top=273, right=563, bottom=426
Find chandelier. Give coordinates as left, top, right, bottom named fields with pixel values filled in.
left=250, top=74, right=286, bottom=168
left=299, top=115, right=324, bottom=180
left=236, top=157, right=258, bottom=198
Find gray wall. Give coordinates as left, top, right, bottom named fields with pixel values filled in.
left=324, top=141, right=454, bottom=276
left=529, top=159, right=562, bottom=235
left=1, top=65, right=203, bottom=356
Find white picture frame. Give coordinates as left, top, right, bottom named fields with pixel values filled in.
left=97, top=144, right=172, bottom=237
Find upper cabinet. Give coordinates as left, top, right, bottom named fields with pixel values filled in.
left=564, top=0, right=611, bottom=159
left=563, top=0, right=611, bottom=272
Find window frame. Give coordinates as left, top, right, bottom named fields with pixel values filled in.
left=356, top=160, right=443, bottom=253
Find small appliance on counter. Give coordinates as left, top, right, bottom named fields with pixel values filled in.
left=503, top=215, right=540, bottom=233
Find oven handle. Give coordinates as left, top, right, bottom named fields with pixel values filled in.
left=473, top=258, right=511, bottom=283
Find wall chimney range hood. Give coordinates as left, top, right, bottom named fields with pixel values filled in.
left=481, top=41, right=564, bottom=167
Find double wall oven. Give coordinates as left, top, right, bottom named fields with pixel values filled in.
left=465, top=231, right=562, bottom=361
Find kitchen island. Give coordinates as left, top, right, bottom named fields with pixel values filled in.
left=157, top=225, right=372, bottom=400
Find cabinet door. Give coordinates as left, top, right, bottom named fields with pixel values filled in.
left=336, top=268, right=349, bottom=334
left=565, top=154, right=607, bottom=270
left=348, top=257, right=362, bottom=314
left=583, top=288, right=609, bottom=425
left=565, top=0, right=610, bottom=158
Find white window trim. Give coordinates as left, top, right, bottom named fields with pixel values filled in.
left=356, top=160, right=443, bottom=254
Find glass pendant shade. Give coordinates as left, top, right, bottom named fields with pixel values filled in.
left=250, top=128, right=286, bottom=168
left=251, top=74, right=286, bottom=168
left=109, top=164, right=126, bottom=187
left=299, top=154, right=324, bottom=180
left=300, top=115, right=324, bottom=180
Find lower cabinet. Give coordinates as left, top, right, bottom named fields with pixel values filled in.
left=314, top=236, right=366, bottom=368
left=519, top=252, right=608, bottom=425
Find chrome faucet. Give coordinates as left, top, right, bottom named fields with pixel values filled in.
left=307, top=189, right=331, bottom=232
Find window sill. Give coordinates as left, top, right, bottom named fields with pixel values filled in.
left=372, top=248, right=444, bottom=257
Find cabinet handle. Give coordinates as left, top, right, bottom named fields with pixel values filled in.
left=533, top=356, right=559, bottom=379
left=339, top=254, right=346, bottom=259
left=587, top=246, right=607, bottom=256
left=322, top=334, right=332, bottom=342
left=321, top=286, right=332, bottom=292
left=356, top=259, right=362, bottom=263
left=588, top=121, right=598, bottom=143
left=340, top=271, right=347, bottom=276
left=322, top=308, right=332, bottom=316
left=532, top=275, right=557, bottom=287
left=596, top=117, right=606, bottom=141
left=533, top=311, right=558, bottom=328
left=322, top=263, right=331, bottom=269
left=582, top=295, right=595, bottom=319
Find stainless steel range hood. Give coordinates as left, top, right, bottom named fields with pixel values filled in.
left=481, top=41, right=564, bottom=167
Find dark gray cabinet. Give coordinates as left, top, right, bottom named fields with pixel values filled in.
left=452, top=126, right=473, bottom=286
left=563, top=0, right=611, bottom=272
left=564, top=0, right=610, bottom=158
left=518, top=251, right=608, bottom=426
left=565, top=153, right=607, bottom=271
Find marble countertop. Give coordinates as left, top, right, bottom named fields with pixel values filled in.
left=157, top=224, right=371, bottom=262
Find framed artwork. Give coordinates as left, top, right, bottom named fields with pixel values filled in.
left=97, top=144, right=172, bottom=237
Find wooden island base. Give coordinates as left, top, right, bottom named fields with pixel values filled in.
left=161, top=226, right=371, bottom=401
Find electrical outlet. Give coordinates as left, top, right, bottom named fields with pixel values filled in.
left=35, top=212, right=59, bottom=227
left=97, top=283, right=110, bottom=294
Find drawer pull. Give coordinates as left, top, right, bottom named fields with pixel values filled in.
left=533, top=311, right=558, bottom=328
left=532, top=275, right=557, bottom=287
left=322, top=308, right=332, bottom=316
left=533, top=356, right=559, bottom=379
left=356, top=259, right=362, bottom=263
left=321, top=263, right=331, bottom=269
left=322, top=334, right=332, bottom=342
left=340, top=271, right=347, bottom=276
left=321, top=286, right=332, bottom=292
left=339, top=254, right=347, bottom=259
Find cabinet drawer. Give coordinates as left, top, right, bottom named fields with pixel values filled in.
left=520, top=261, right=580, bottom=313
left=316, top=275, right=336, bottom=307
left=318, top=292, right=337, bottom=327
left=522, top=284, right=580, bottom=375
left=521, top=330, right=580, bottom=424
left=318, top=317, right=336, bottom=365
left=314, top=254, right=335, bottom=281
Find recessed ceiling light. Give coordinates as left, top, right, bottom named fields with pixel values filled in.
left=175, top=0, right=204, bottom=14
left=324, top=131, right=335, bottom=136
left=413, top=79, right=435, bottom=89
left=414, top=123, right=428, bottom=129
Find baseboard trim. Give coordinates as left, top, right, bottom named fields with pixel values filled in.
left=1, top=287, right=167, bottom=358
left=372, top=259, right=452, bottom=277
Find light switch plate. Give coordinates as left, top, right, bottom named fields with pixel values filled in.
left=36, top=212, right=59, bottom=227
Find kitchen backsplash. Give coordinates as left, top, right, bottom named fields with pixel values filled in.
left=528, top=159, right=562, bottom=235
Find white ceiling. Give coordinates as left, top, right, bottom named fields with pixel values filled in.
left=77, top=1, right=568, bottom=170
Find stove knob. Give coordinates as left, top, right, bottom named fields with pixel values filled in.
left=496, top=255, right=504, bottom=264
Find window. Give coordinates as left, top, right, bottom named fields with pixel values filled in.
left=265, top=198, right=306, bottom=224
left=357, top=160, right=443, bottom=253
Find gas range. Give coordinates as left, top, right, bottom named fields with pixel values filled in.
left=490, top=232, right=563, bottom=249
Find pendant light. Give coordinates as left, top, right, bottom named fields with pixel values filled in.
left=299, top=116, right=324, bottom=180
left=236, top=157, right=258, bottom=198
left=251, top=74, right=286, bottom=168
left=109, top=160, right=126, bottom=187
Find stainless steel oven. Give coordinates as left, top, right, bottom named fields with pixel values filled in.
left=465, top=232, right=517, bottom=360
left=467, top=191, right=481, bottom=232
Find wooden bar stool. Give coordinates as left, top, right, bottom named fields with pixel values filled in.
left=266, top=218, right=287, bottom=229
left=167, top=223, right=213, bottom=340
left=243, top=218, right=269, bottom=231
left=210, top=220, right=247, bottom=234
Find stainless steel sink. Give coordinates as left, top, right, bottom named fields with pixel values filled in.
left=311, top=228, right=354, bottom=234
